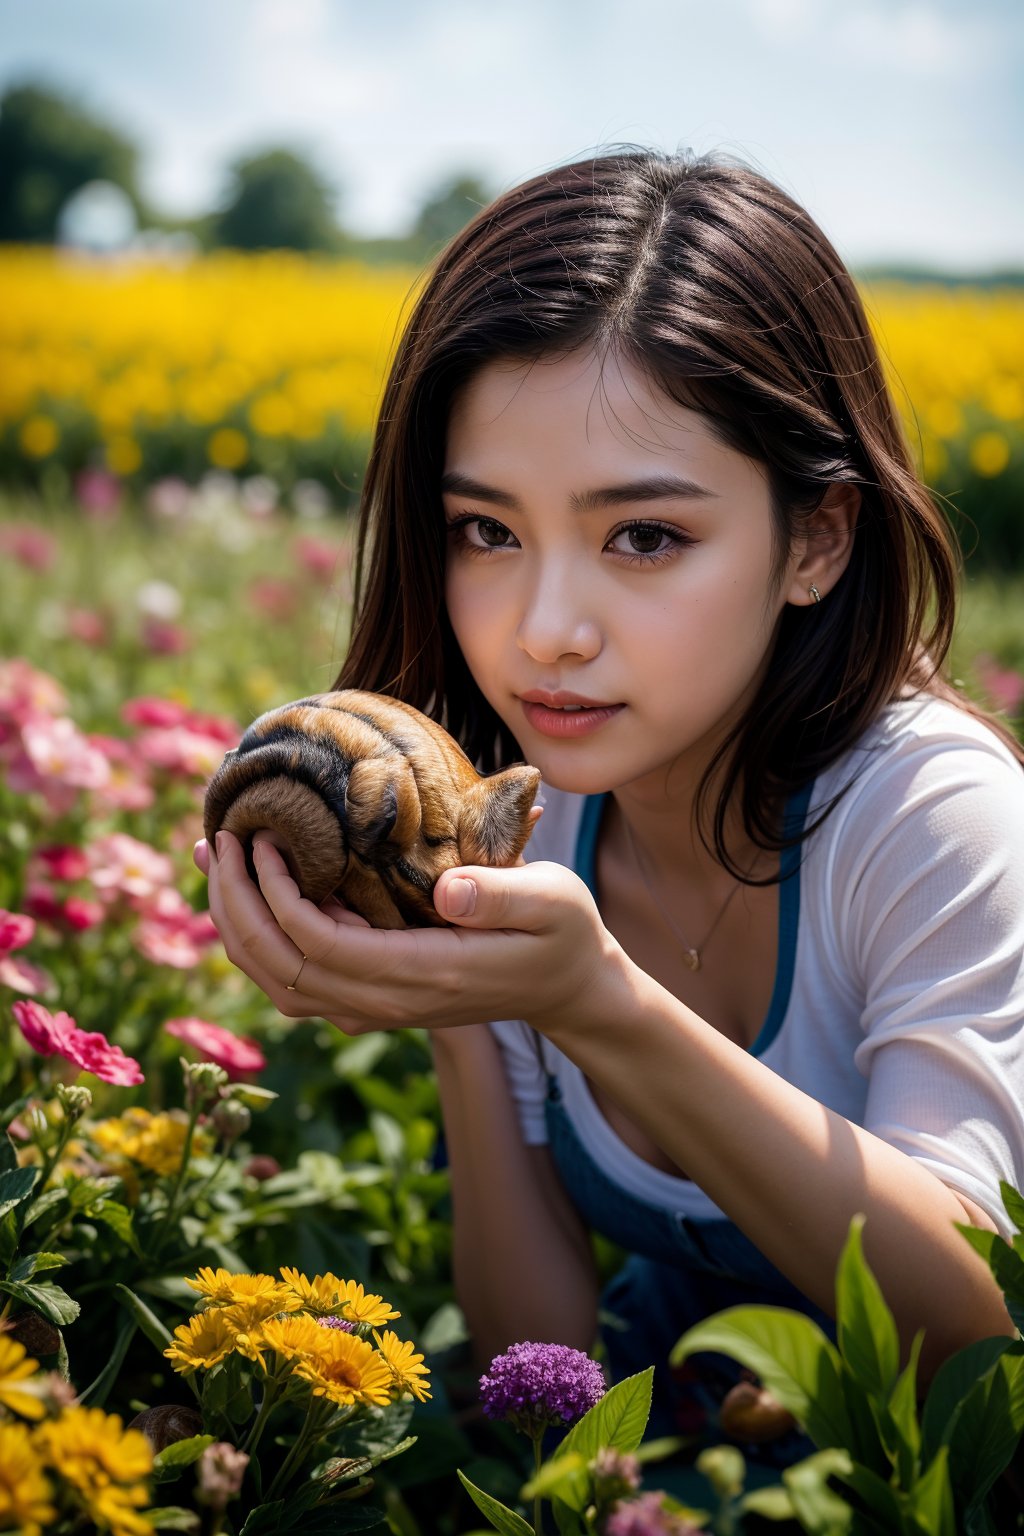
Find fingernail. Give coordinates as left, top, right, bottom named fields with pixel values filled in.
left=215, top=832, right=227, bottom=859
left=446, top=877, right=476, bottom=917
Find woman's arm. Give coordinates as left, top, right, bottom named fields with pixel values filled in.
left=544, top=952, right=1013, bottom=1381
left=432, top=1023, right=600, bottom=1368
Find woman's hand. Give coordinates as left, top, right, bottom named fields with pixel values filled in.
left=193, top=830, right=619, bottom=1037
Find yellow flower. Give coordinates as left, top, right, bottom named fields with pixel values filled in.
left=970, top=429, right=1011, bottom=477
left=163, top=1309, right=240, bottom=1374
left=187, top=1267, right=297, bottom=1314
left=18, top=414, right=59, bottom=457
left=237, top=1312, right=328, bottom=1372
left=0, top=1335, right=46, bottom=1420
left=279, top=1266, right=347, bottom=1315
left=207, top=426, right=248, bottom=468
left=105, top=434, right=142, bottom=475
left=0, top=1421, right=57, bottom=1536
left=338, top=1279, right=400, bottom=1328
left=92, top=1107, right=209, bottom=1177
left=373, top=1329, right=432, bottom=1402
left=35, top=1407, right=152, bottom=1536
left=293, top=1329, right=394, bottom=1408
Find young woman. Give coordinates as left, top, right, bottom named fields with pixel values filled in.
left=196, top=149, right=1023, bottom=1447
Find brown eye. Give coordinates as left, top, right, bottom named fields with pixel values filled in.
left=477, top=518, right=514, bottom=547
left=624, top=525, right=665, bottom=554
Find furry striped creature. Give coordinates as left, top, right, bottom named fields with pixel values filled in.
left=202, top=690, right=541, bottom=928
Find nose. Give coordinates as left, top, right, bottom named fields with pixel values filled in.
left=515, top=565, right=602, bottom=665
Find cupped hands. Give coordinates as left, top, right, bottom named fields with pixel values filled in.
left=193, top=830, right=618, bottom=1038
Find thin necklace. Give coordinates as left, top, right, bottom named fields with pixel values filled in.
left=621, top=815, right=746, bottom=972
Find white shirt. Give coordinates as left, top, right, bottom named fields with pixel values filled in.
left=490, top=693, right=1024, bottom=1240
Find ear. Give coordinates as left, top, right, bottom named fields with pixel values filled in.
left=784, top=482, right=860, bottom=608
left=458, top=766, right=542, bottom=866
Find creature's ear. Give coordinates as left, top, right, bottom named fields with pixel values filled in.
left=344, top=757, right=422, bottom=861
left=457, top=766, right=542, bottom=866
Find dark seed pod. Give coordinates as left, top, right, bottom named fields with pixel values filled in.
left=719, top=1380, right=797, bottom=1444
left=8, top=1312, right=61, bottom=1357
left=128, top=1403, right=206, bottom=1451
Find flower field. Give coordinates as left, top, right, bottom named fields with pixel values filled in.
left=1, top=250, right=1023, bottom=561
left=2, top=259, right=1024, bottom=1530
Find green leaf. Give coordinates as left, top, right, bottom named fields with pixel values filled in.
left=0, top=1208, right=17, bottom=1269
left=1000, top=1182, right=1024, bottom=1235
left=456, top=1470, right=535, bottom=1536
left=152, top=1434, right=216, bottom=1483
left=8, top=1250, right=66, bottom=1281
left=835, top=1214, right=900, bottom=1399
left=908, top=1445, right=957, bottom=1536
left=0, top=1094, right=34, bottom=1133
left=695, top=1444, right=745, bottom=1501
left=78, top=1310, right=135, bottom=1406
left=521, top=1451, right=589, bottom=1513
left=113, top=1282, right=173, bottom=1353
left=956, top=1225, right=1024, bottom=1310
left=672, top=1306, right=852, bottom=1450
left=944, top=1348, right=1024, bottom=1516
left=739, top=1485, right=797, bottom=1521
left=550, top=1494, right=581, bottom=1536
left=0, top=1278, right=79, bottom=1325
left=239, top=1501, right=286, bottom=1536
left=0, top=1130, right=17, bottom=1174
left=885, top=1329, right=925, bottom=1487
left=0, top=1165, right=39, bottom=1218
left=19, top=1186, right=68, bottom=1229
left=781, top=1448, right=856, bottom=1534
left=94, top=1200, right=143, bottom=1257
left=141, top=1508, right=200, bottom=1531
left=555, top=1367, right=653, bottom=1463
left=830, top=1461, right=906, bottom=1529
left=300, top=1508, right=388, bottom=1534
left=921, top=1336, right=1014, bottom=1460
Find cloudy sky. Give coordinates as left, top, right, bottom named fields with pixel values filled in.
left=2, top=0, right=1022, bottom=271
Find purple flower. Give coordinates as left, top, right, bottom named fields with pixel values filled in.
left=479, top=1341, right=606, bottom=1436
left=605, top=1492, right=702, bottom=1535
left=316, top=1315, right=357, bottom=1333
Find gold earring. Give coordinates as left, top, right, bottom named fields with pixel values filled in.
left=809, top=585, right=822, bottom=604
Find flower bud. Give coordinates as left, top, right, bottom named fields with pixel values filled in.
left=211, top=1097, right=251, bottom=1144
left=243, top=1154, right=281, bottom=1181
left=128, top=1403, right=205, bottom=1452
left=196, top=1440, right=249, bottom=1510
left=8, top=1311, right=61, bottom=1356
left=718, top=1380, right=796, bottom=1444
left=55, top=1083, right=93, bottom=1124
left=589, top=1446, right=642, bottom=1505
left=182, top=1058, right=229, bottom=1110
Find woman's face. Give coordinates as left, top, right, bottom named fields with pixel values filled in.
left=443, top=347, right=806, bottom=799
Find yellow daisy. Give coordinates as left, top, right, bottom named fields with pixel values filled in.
left=35, top=1407, right=152, bottom=1536
left=0, top=1335, right=46, bottom=1421
left=186, top=1268, right=297, bottom=1313
left=163, top=1309, right=240, bottom=1374
left=244, top=1313, right=329, bottom=1372
left=373, top=1329, right=432, bottom=1403
left=294, top=1329, right=395, bottom=1409
left=0, top=1421, right=57, bottom=1536
left=278, top=1266, right=346, bottom=1314
left=337, top=1280, right=400, bottom=1328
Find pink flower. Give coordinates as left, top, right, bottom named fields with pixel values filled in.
left=21, top=716, right=112, bottom=791
left=140, top=617, right=191, bottom=654
left=146, top=477, right=192, bottom=521
left=164, top=1018, right=266, bottom=1079
left=23, top=883, right=104, bottom=935
left=247, top=577, right=299, bottom=621
left=134, top=725, right=226, bottom=780
left=88, top=736, right=155, bottom=813
left=35, top=845, right=90, bottom=883
left=0, top=660, right=67, bottom=730
left=974, top=654, right=1024, bottom=716
left=12, top=1000, right=143, bottom=1085
left=0, top=910, right=35, bottom=953
left=75, top=467, right=122, bottom=519
left=121, top=697, right=193, bottom=730
left=0, top=954, right=53, bottom=995
left=86, top=833, right=174, bottom=900
left=0, top=524, right=58, bottom=572
left=64, top=608, right=109, bottom=646
left=293, top=534, right=345, bottom=584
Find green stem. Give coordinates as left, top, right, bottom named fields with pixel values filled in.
left=177, top=1146, right=232, bottom=1218
left=241, top=1380, right=282, bottom=1457
left=265, top=1395, right=329, bottom=1503
left=532, top=1432, right=544, bottom=1536
left=150, top=1100, right=201, bottom=1260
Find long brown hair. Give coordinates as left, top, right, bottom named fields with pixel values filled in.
left=336, top=147, right=1023, bottom=882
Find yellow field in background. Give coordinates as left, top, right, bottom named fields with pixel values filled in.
left=0, top=247, right=1021, bottom=493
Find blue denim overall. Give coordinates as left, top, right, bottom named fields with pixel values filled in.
left=542, top=784, right=834, bottom=1463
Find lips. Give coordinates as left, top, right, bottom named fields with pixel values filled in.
left=519, top=690, right=618, bottom=709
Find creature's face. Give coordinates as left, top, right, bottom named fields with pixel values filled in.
left=202, top=690, right=540, bottom=928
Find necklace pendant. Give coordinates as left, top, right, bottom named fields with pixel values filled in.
left=683, top=948, right=701, bottom=972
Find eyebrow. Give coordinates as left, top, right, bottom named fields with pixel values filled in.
left=439, top=470, right=720, bottom=512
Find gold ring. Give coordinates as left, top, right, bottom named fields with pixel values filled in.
left=286, top=955, right=308, bottom=991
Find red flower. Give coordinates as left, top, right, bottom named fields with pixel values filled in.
left=164, top=1017, right=266, bottom=1079
left=13, top=1000, right=144, bottom=1085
